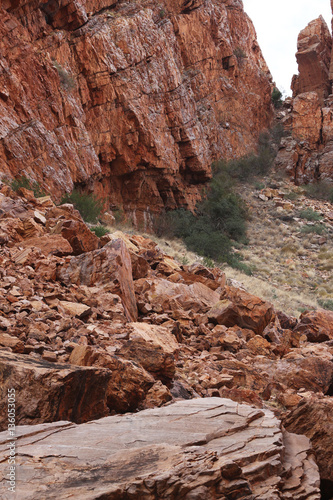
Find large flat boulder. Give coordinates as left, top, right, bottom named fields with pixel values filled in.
left=0, top=398, right=320, bottom=499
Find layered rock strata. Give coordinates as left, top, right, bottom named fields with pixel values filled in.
left=0, top=398, right=321, bottom=499
left=276, top=15, right=333, bottom=183
left=0, top=0, right=273, bottom=220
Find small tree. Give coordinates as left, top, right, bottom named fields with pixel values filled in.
left=60, top=189, right=104, bottom=223
left=271, top=87, right=283, bottom=108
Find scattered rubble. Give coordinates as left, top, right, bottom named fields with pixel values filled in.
left=0, top=186, right=332, bottom=495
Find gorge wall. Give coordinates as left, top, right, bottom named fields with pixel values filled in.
left=0, top=0, right=273, bottom=221
left=276, top=12, right=333, bottom=184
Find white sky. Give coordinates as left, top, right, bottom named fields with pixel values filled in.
left=244, top=0, right=332, bottom=96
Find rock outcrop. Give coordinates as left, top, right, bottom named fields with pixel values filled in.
left=291, top=16, right=332, bottom=104
left=0, top=398, right=321, bottom=499
left=276, top=14, right=333, bottom=183
left=284, top=395, right=333, bottom=492
left=0, top=0, right=273, bottom=221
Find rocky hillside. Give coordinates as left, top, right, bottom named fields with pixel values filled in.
left=0, top=183, right=332, bottom=498
left=221, top=174, right=333, bottom=316
left=0, top=0, right=273, bottom=223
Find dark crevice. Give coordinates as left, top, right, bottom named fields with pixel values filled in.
left=325, top=377, right=333, bottom=396
left=321, top=479, right=333, bottom=500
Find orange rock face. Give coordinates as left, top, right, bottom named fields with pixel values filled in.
left=0, top=0, right=273, bottom=220
left=291, top=16, right=332, bottom=105
left=276, top=15, right=333, bottom=184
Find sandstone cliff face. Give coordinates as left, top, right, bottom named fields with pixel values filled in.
left=0, top=0, right=273, bottom=220
left=291, top=16, right=332, bottom=105
left=276, top=15, right=333, bottom=184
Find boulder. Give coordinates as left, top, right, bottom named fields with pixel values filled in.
left=116, top=322, right=178, bottom=381
left=284, top=396, right=333, bottom=483
left=0, top=351, right=111, bottom=430
left=142, top=380, right=172, bottom=409
left=57, top=220, right=100, bottom=255
left=135, top=277, right=220, bottom=317
left=0, top=333, right=24, bottom=353
left=17, top=234, right=73, bottom=257
left=58, top=301, right=92, bottom=319
left=0, top=398, right=320, bottom=499
left=58, top=239, right=137, bottom=321
left=208, top=287, right=274, bottom=335
left=69, top=346, right=155, bottom=413
left=117, top=339, right=176, bottom=381
left=293, top=309, right=333, bottom=342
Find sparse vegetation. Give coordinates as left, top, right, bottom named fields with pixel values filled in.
left=233, top=46, right=247, bottom=64
left=299, top=224, right=326, bottom=235
left=91, top=225, right=109, bottom=237
left=213, top=131, right=275, bottom=183
left=271, top=87, right=283, bottom=108
left=153, top=165, right=248, bottom=268
left=10, top=176, right=46, bottom=198
left=318, top=298, right=333, bottom=311
left=53, top=61, right=75, bottom=91
left=60, top=189, right=104, bottom=223
left=304, top=180, right=333, bottom=203
left=112, top=208, right=125, bottom=225
left=284, top=191, right=300, bottom=201
left=299, top=208, right=323, bottom=221
left=153, top=128, right=282, bottom=270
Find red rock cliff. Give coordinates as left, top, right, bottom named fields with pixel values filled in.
left=276, top=14, right=333, bottom=184
left=0, top=0, right=273, bottom=220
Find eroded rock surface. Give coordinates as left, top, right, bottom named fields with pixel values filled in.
left=0, top=398, right=320, bottom=500
left=0, top=0, right=273, bottom=220
left=276, top=15, right=333, bottom=183
left=284, top=395, right=333, bottom=484
left=291, top=16, right=332, bottom=104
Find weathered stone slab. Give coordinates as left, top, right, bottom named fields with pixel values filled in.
left=0, top=398, right=320, bottom=500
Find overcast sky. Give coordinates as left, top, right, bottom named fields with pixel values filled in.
left=244, top=0, right=332, bottom=96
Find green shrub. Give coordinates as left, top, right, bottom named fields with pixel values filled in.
left=202, top=257, right=215, bottom=268
left=213, top=132, right=275, bottom=184
left=299, top=224, right=326, bottom=235
left=113, top=208, right=125, bottom=225
left=60, top=189, right=104, bottom=223
left=91, top=225, right=109, bottom=237
left=304, top=181, right=333, bottom=203
left=11, top=176, right=46, bottom=197
left=227, top=255, right=253, bottom=276
left=318, top=298, right=333, bottom=311
left=270, top=122, right=285, bottom=144
left=299, top=208, right=323, bottom=221
left=272, top=87, right=283, bottom=108
left=153, top=168, right=248, bottom=268
left=154, top=128, right=279, bottom=269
